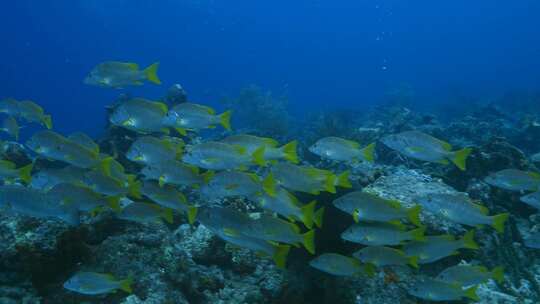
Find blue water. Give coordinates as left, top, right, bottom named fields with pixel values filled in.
left=2, top=1, right=539, bottom=136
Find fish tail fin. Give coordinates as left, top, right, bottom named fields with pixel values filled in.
left=97, top=156, right=114, bottom=176
left=252, top=146, right=267, bottom=166
left=119, top=276, right=133, bottom=293
left=161, top=207, right=174, bottom=224
left=462, top=229, right=479, bottom=249
left=408, top=256, right=419, bottom=269
left=201, top=170, right=214, bottom=184
left=450, top=147, right=472, bottom=171
left=409, top=226, right=426, bottom=241
left=106, top=196, right=122, bottom=212
left=43, top=114, right=53, bottom=129
left=407, top=205, right=422, bottom=226
left=302, top=229, right=316, bottom=255
left=325, top=175, right=337, bottom=193
left=144, top=62, right=161, bottom=85
left=313, top=206, right=325, bottom=229
left=463, top=285, right=479, bottom=301
left=272, top=244, right=290, bottom=269
left=187, top=206, right=198, bottom=225
left=300, top=200, right=316, bottom=229
left=127, top=177, right=142, bottom=199
left=219, top=110, right=232, bottom=131
left=361, top=142, right=376, bottom=162
left=281, top=141, right=299, bottom=164
left=491, top=213, right=509, bottom=233
left=363, top=263, right=376, bottom=277
left=18, top=163, right=33, bottom=184
left=336, top=170, right=352, bottom=188
left=262, top=173, right=277, bottom=197
left=175, top=127, right=187, bottom=136
left=491, top=266, right=505, bottom=284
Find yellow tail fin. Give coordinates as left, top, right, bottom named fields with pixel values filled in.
left=144, top=62, right=161, bottom=85
left=336, top=170, right=352, bottom=188
left=252, top=146, right=267, bottom=166
left=463, top=285, right=479, bottom=301
left=175, top=127, right=187, bottom=136
left=161, top=207, right=174, bottom=224
left=325, top=175, right=337, bottom=193
left=461, top=230, right=479, bottom=249
left=281, top=141, right=298, bottom=164
left=313, top=207, right=325, bottom=229
left=106, top=197, right=122, bottom=212
left=491, top=266, right=505, bottom=284
left=491, top=213, right=509, bottom=233
left=300, top=200, right=316, bottom=229
left=262, top=173, right=277, bottom=197
left=408, top=256, right=419, bottom=269
left=119, top=276, right=133, bottom=293
left=42, top=114, right=53, bottom=129
left=407, top=205, right=422, bottom=226
left=98, top=157, right=114, bottom=176
left=18, top=163, right=33, bottom=184
left=219, top=110, right=232, bottom=131
left=302, top=230, right=316, bottom=255
left=450, top=147, right=472, bottom=171
left=201, top=170, right=214, bottom=184
left=408, top=226, right=426, bottom=242
left=362, top=262, right=376, bottom=277
left=361, top=142, right=376, bottom=162
left=187, top=206, right=198, bottom=225
left=272, top=244, right=290, bottom=269
left=127, top=178, right=142, bottom=199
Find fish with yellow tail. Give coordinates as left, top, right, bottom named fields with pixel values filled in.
left=381, top=130, right=472, bottom=170
left=309, top=136, right=375, bottom=163
left=84, top=61, right=161, bottom=88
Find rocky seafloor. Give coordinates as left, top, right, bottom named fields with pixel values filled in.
left=2, top=86, right=540, bottom=304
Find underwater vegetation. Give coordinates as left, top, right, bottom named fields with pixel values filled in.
left=1, top=61, right=540, bottom=304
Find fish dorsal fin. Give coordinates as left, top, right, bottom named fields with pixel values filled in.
left=186, top=164, right=199, bottom=174
left=125, top=63, right=139, bottom=70
left=203, top=105, right=215, bottom=115
left=305, top=167, right=326, bottom=178
left=233, top=145, right=247, bottom=154
left=471, top=202, right=489, bottom=215
left=288, top=221, right=301, bottom=234
left=387, top=220, right=406, bottom=230
left=67, top=132, right=99, bottom=154
left=439, top=234, right=455, bottom=241
left=344, top=139, right=361, bottom=149
left=386, top=199, right=402, bottom=209
left=285, top=190, right=301, bottom=206
left=263, top=137, right=279, bottom=147
left=246, top=172, right=260, bottom=183
left=393, top=248, right=406, bottom=256
left=476, top=266, right=489, bottom=272
left=439, top=140, right=452, bottom=151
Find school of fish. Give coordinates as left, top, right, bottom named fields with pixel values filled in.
left=3, top=60, right=539, bottom=302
